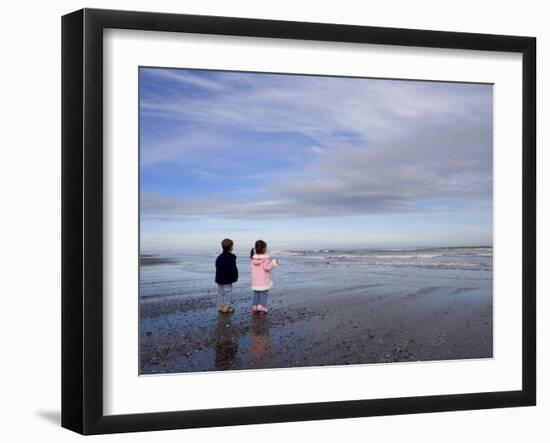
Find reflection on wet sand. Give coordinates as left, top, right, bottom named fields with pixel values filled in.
left=250, top=314, right=272, bottom=368
left=214, top=314, right=239, bottom=370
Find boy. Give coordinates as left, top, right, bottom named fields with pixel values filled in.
left=215, top=238, right=239, bottom=313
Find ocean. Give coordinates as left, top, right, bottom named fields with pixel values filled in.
left=140, top=246, right=493, bottom=303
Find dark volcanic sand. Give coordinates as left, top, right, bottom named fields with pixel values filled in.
left=139, top=285, right=492, bottom=374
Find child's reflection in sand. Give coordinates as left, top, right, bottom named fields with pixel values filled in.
left=250, top=314, right=272, bottom=368
left=214, top=314, right=239, bottom=370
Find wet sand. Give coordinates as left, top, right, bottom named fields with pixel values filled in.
left=139, top=283, right=492, bottom=374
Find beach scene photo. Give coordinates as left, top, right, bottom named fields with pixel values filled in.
left=139, top=68, right=493, bottom=374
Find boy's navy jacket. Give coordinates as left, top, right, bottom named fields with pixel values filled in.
left=215, top=251, right=239, bottom=285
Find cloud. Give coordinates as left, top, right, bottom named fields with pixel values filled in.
left=140, top=129, right=231, bottom=167
left=141, top=192, right=415, bottom=220
left=141, top=73, right=491, bottom=145
left=140, top=70, right=492, bottom=220
left=142, top=69, right=226, bottom=92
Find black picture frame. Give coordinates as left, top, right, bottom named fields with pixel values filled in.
left=61, top=8, right=536, bottom=435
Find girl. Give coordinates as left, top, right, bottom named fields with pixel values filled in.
left=250, top=240, right=278, bottom=313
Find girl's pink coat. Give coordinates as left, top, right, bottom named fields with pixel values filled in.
left=250, top=254, right=278, bottom=291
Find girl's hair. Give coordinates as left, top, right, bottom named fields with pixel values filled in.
left=250, top=239, right=267, bottom=259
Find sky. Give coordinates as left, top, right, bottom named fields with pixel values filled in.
left=139, top=67, right=493, bottom=252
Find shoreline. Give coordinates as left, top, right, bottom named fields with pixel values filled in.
left=140, top=254, right=177, bottom=265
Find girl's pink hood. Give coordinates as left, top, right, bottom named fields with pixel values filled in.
left=250, top=254, right=278, bottom=291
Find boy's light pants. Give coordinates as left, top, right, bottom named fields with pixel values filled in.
left=217, top=284, right=233, bottom=307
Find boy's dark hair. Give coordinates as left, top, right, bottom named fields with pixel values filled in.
left=221, top=238, right=234, bottom=252
left=250, top=239, right=267, bottom=259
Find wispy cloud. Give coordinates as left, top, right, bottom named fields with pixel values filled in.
left=143, top=69, right=226, bottom=92
left=141, top=192, right=415, bottom=220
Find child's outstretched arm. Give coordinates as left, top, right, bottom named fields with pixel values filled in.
left=263, top=259, right=278, bottom=272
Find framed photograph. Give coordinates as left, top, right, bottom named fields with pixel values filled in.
left=61, top=8, right=536, bottom=435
